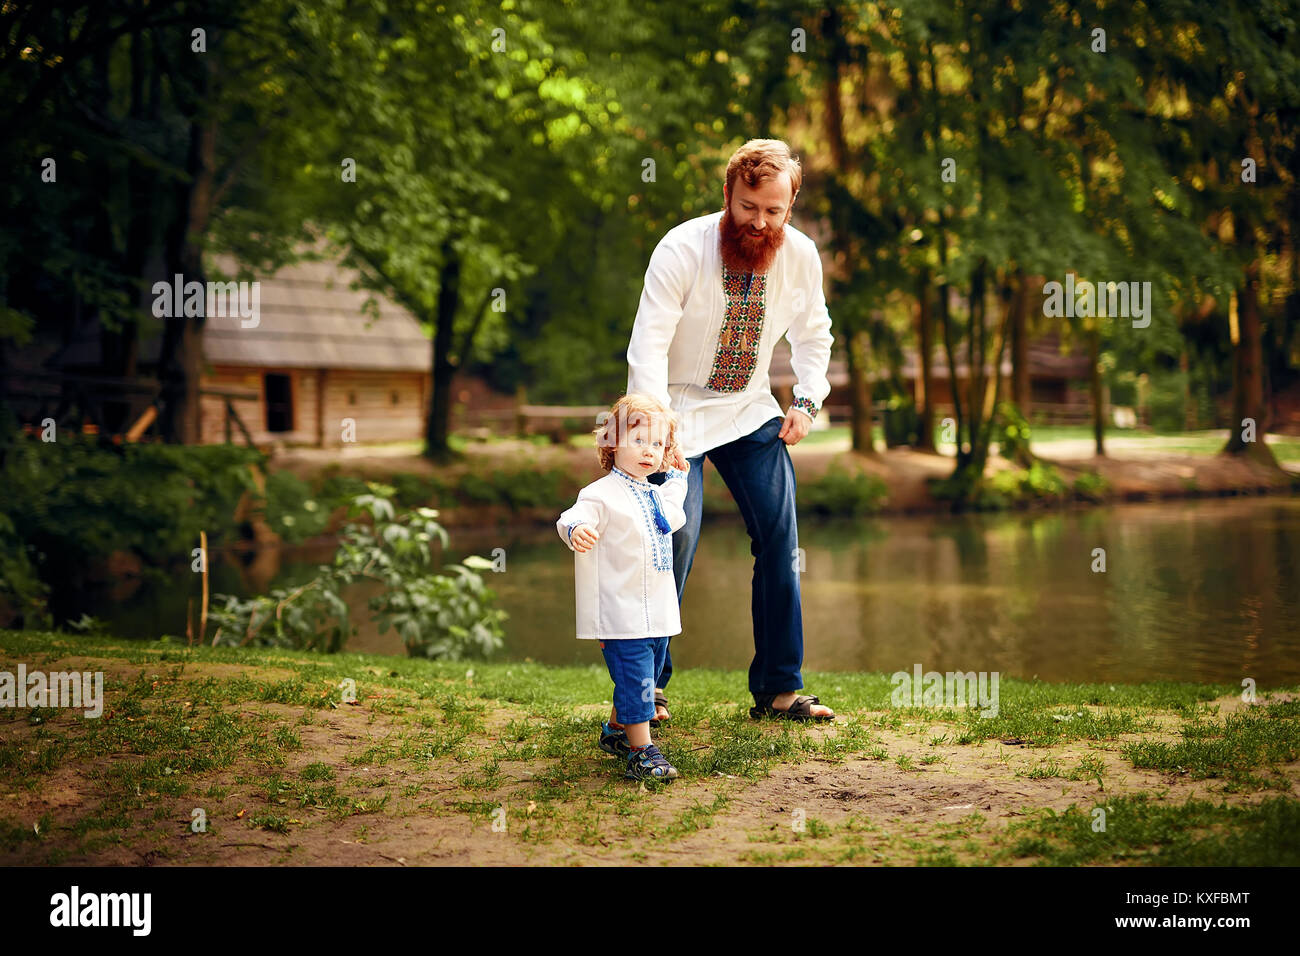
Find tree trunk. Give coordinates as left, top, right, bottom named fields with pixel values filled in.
left=425, top=240, right=460, bottom=459
left=847, top=330, right=874, bottom=454
left=158, top=40, right=217, bottom=445
left=916, top=269, right=935, bottom=451
left=1011, top=269, right=1030, bottom=414
left=1088, top=329, right=1105, bottom=457
left=1224, top=258, right=1278, bottom=466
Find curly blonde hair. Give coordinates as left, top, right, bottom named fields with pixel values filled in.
left=594, top=393, right=680, bottom=473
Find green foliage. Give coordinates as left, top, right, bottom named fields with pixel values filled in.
left=797, top=461, right=888, bottom=517
left=1146, top=368, right=1191, bottom=432
left=973, top=461, right=1070, bottom=510
left=992, top=401, right=1035, bottom=466
left=390, top=473, right=447, bottom=508
left=0, top=436, right=262, bottom=568
left=446, top=466, right=568, bottom=510
left=210, top=487, right=506, bottom=659
left=912, top=453, right=1106, bottom=511
left=1072, top=471, right=1111, bottom=503
left=262, top=470, right=331, bottom=543
left=0, top=512, right=50, bottom=628
left=882, top=396, right=919, bottom=447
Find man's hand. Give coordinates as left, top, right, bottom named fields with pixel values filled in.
left=670, top=447, right=688, bottom=470
left=570, top=525, right=600, bottom=552
left=777, top=408, right=812, bottom=445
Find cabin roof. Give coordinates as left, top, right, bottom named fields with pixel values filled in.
left=201, top=252, right=430, bottom=372
left=49, top=245, right=431, bottom=373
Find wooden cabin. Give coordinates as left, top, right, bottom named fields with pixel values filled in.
left=198, top=253, right=431, bottom=448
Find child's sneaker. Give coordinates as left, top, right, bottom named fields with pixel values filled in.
left=624, top=744, right=679, bottom=781
left=599, top=721, right=630, bottom=758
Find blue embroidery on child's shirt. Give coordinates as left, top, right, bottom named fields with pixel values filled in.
left=613, top=468, right=674, bottom=572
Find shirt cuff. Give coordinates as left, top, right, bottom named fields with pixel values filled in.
left=790, top=396, right=819, bottom=422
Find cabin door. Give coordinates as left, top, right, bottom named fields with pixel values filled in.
left=264, top=373, right=294, bottom=433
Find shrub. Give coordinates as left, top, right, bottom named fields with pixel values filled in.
left=263, top=470, right=331, bottom=543
left=1146, top=368, right=1191, bottom=432
left=0, top=512, right=50, bottom=628
left=978, top=461, right=1068, bottom=508
left=798, top=461, right=888, bottom=517
left=993, top=401, right=1035, bottom=467
left=210, top=487, right=506, bottom=659
left=1072, top=471, right=1111, bottom=502
left=0, top=436, right=261, bottom=568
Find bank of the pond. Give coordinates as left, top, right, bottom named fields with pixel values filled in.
left=3, top=631, right=1298, bottom=866
left=271, top=434, right=1300, bottom=531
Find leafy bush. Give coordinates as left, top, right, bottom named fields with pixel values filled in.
left=263, top=470, right=331, bottom=543
left=0, top=436, right=262, bottom=568
left=798, top=461, right=888, bottom=517
left=318, top=473, right=370, bottom=505
left=487, top=466, right=566, bottom=509
left=993, top=401, right=1036, bottom=466
left=882, top=395, right=919, bottom=447
left=1072, top=471, right=1111, bottom=502
left=1146, top=368, right=1191, bottom=432
left=0, top=512, right=50, bottom=628
left=210, top=487, right=506, bottom=659
left=390, top=472, right=445, bottom=508
left=978, top=461, right=1069, bottom=508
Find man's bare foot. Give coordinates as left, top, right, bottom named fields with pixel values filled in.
left=770, top=690, right=834, bottom=718
left=653, top=688, right=669, bottom=723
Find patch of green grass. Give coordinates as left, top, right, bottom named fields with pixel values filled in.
left=1001, top=794, right=1300, bottom=865
left=1122, top=708, right=1300, bottom=789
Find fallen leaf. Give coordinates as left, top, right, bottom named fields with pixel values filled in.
left=236, top=809, right=246, bottom=819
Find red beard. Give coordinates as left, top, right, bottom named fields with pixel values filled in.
left=719, top=207, right=786, bottom=274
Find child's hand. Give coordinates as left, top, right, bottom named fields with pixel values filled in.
left=571, top=524, right=600, bottom=552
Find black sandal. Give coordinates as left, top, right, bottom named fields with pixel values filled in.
left=750, top=693, right=835, bottom=723
left=649, top=689, right=671, bottom=727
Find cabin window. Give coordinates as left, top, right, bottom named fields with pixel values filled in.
left=264, top=373, right=293, bottom=433
left=390, top=390, right=400, bottom=405
left=348, top=390, right=357, bottom=405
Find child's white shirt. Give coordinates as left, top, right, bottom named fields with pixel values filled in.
left=556, top=464, right=689, bottom=640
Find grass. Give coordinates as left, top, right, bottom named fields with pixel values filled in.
left=1, top=629, right=1298, bottom=865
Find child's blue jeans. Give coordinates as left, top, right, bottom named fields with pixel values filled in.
left=600, top=637, right=669, bottom=725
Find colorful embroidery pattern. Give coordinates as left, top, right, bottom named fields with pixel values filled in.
left=791, top=395, right=819, bottom=420
left=705, top=267, right=767, bottom=392
left=613, top=469, right=674, bottom=572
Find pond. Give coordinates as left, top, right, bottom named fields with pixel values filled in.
left=66, top=495, right=1300, bottom=686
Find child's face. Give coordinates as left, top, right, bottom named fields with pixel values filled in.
left=614, top=413, right=666, bottom=477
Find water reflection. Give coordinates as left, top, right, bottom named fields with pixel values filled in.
left=74, top=496, right=1300, bottom=685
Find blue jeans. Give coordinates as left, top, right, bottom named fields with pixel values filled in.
left=600, top=637, right=670, bottom=725
left=648, top=415, right=804, bottom=696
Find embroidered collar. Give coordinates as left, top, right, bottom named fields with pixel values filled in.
left=612, top=464, right=652, bottom=485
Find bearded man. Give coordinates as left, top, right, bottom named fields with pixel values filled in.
left=627, top=138, right=836, bottom=722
